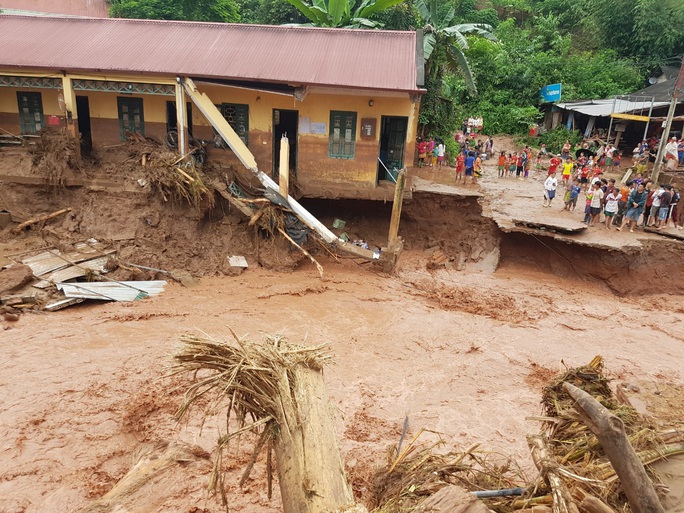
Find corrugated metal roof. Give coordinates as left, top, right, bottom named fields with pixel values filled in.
left=0, top=15, right=421, bottom=93
left=57, top=280, right=167, bottom=301
left=556, top=99, right=670, bottom=117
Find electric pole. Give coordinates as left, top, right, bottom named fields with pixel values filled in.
left=651, top=55, right=684, bottom=183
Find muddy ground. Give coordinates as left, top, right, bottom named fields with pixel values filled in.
left=1, top=138, right=684, bottom=513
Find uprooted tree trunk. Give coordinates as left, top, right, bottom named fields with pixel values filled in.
left=172, top=333, right=367, bottom=513
left=563, top=383, right=664, bottom=513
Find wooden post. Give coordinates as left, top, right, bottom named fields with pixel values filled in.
left=563, top=383, right=665, bottom=513
left=175, top=78, right=188, bottom=156
left=387, top=169, right=407, bottom=249
left=273, top=362, right=365, bottom=513
left=652, top=55, right=684, bottom=183
left=61, top=76, right=80, bottom=158
left=279, top=135, right=290, bottom=198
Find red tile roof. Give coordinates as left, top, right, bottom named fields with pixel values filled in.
left=0, top=15, right=422, bottom=93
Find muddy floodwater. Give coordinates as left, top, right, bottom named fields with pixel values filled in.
left=2, top=136, right=684, bottom=511
left=2, top=255, right=684, bottom=512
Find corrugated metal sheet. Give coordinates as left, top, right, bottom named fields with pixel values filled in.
left=0, top=16, right=420, bottom=92
left=34, top=255, right=110, bottom=288
left=21, top=244, right=114, bottom=277
left=57, top=280, right=167, bottom=301
left=557, top=99, right=670, bottom=117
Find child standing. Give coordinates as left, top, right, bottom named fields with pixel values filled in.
left=508, top=153, right=517, bottom=177
left=437, top=141, right=445, bottom=168
left=561, top=158, right=573, bottom=186
left=535, top=152, right=543, bottom=174
left=497, top=151, right=506, bottom=178
left=562, top=179, right=581, bottom=212
left=543, top=172, right=558, bottom=207
left=427, top=137, right=435, bottom=167
left=473, top=153, right=482, bottom=183
left=456, top=151, right=466, bottom=184
left=417, top=138, right=427, bottom=167
left=589, top=181, right=604, bottom=226
left=604, top=188, right=621, bottom=229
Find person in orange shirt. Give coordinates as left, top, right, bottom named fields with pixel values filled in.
left=456, top=151, right=466, bottom=184
left=497, top=151, right=506, bottom=178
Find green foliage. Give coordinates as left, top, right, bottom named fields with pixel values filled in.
left=416, top=0, right=497, bottom=95
left=237, top=0, right=305, bottom=23
left=535, top=126, right=583, bottom=154
left=109, top=0, right=241, bottom=22
left=283, top=0, right=405, bottom=28
left=372, top=0, right=420, bottom=30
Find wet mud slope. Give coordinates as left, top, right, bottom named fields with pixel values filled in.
left=499, top=232, right=684, bottom=296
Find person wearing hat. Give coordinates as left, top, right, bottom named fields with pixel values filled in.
left=665, top=137, right=679, bottom=170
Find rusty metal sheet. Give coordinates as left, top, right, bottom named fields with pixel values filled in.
left=0, top=16, right=422, bottom=93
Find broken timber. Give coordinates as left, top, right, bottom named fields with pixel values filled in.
left=563, top=383, right=665, bottom=513
left=11, top=208, right=72, bottom=234
left=183, top=77, right=390, bottom=265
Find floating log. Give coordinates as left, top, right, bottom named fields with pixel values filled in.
left=563, top=383, right=665, bottom=513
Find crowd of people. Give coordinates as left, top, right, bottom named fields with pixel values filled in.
left=416, top=130, right=684, bottom=232
left=415, top=130, right=683, bottom=234
left=538, top=145, right=682, bottom=232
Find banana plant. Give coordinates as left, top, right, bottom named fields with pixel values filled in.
left=415, top=0, right=497, bottom=93
left=285, top=0, right=405, bottom=28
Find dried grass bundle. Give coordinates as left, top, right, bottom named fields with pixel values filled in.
left=371, top=432, right=526, bottom=513
left=31, top=129, right=83, bottom=187
left=169, top=331, right=331, bottom=505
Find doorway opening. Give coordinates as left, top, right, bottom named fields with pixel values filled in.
left=166, top=101, right=193, bottom=137
left=76, top=96, right=92, bottom=155
left=272, top=109, right=298, bottom=178
left=377, top=116, right=408, bottom=182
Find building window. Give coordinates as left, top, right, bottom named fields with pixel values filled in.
left=117, top=97, right=144, bottom=140
left=17, top=92, right=44, bottom=134
left=219, top=103, right=249, bottom=145
left=329, top=111, right=356, bottom=159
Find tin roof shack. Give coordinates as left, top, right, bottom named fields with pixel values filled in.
left=0, top=15, right=425, bottom=200
left=542, top=66, right=684, bottom=149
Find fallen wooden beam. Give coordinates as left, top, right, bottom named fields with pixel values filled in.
left=563, top=382, right=665, bottom=513
left=11, top=208, right=72, bottom=234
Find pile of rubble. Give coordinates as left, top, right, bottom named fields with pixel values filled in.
left=0, top=239, right=167, bottom=318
